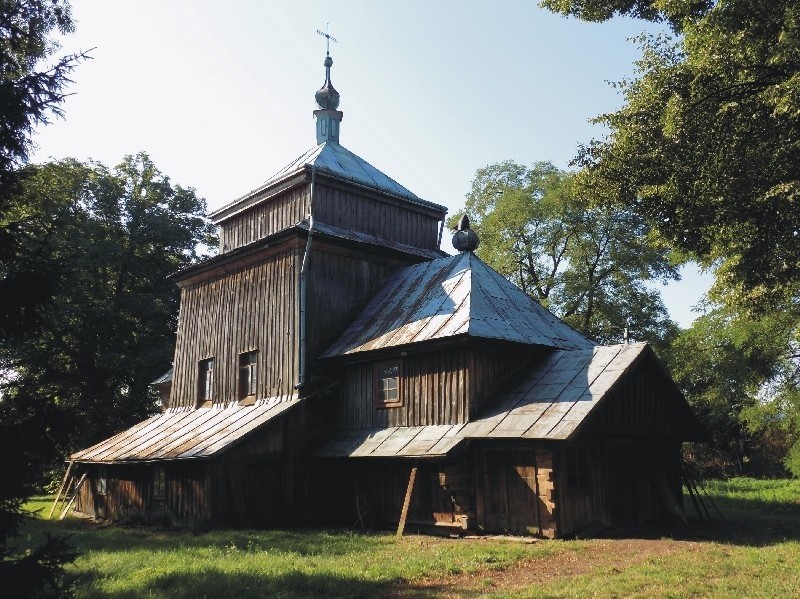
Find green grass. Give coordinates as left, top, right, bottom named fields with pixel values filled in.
left=15, top=478, right=800, bottom=598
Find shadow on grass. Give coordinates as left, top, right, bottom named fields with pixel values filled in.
left=18, top=517, right=387, bottom=557
left=74, top=568, right=393, bottom=599
left=598, top=492, right=800, bottom=547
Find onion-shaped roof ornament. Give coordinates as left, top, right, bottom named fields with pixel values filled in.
left=315, top=54, right=340, bottom=110
left=452, top=214, right=479, bottom=252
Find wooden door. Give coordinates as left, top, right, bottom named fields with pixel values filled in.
left=481, top=448, right=539, bottom=535
left=608, top=443, right=639, bottom=525
left=246, top=460, right=283, bottom=527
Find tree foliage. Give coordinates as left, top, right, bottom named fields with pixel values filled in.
left=666, top=307, right=799, bottom=476
left=547, top=0, right=800, bottom=310
left=542, top=0, right=800, bottom=475
left=1, top=154, right=216, bottom=450
left=0, top=0, right=87, bottom=338
left=0, top=1, right=88, bottom=595
left=454, top=160, right=679, bottom=347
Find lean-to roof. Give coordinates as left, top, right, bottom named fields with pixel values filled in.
left=322, top=251, right=593, bottom=358
left=70, top=397, right=299, bottom=463
left=316, top=343, right=704, bottom=458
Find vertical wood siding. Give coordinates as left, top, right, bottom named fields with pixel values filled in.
left=584, top=360, right=698, bottom=437
left=305, top=249, right=401, bottom=367
left=171, top=248, right=300, bottom=408
left=476, top=445, right=552, bottom=536
left=218, top=186, right=311, bottom=253
left=337, top=350, right=470, bottom=428
left=335, top=348, right=533, bottom=428
left=315, top=184, right=441, bottom=250
left=296, top=459, right=461, bottom=528
left=73, top=462, right=211, bottom=528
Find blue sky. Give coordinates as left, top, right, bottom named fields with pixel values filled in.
left=31, top=0, right=711, bottom=328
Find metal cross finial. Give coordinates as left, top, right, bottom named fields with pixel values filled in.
left=316, top=23, right=337, bottom=55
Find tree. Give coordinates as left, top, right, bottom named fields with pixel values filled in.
left=0, top=0, right=87, bottom=337
left=542, top=0, right=800, bottom=310
left=454, top=160, right=679, bottom=347
left=667, top=307, right=799, bottom=477
left=541, top=0, right=800, bottom=474
left=1, top=154, right=217, bottom=451
left=0, top=1, right=87, bottom=595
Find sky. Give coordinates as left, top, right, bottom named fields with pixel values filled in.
left=30, top=0, right=711, bottom=328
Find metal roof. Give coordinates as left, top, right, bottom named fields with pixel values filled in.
left=210, top=141, right=447, bottom=222
left=459, top=343, right=643, bottom=441
left=315, top=343, right=688, bottom=458
left=299, top=220, right=444, bottom=261
left=150, top=367, right=173, bottom=386
left=70, top=396, right=300, bottom=463
left=321, top=251, right=593, bottom=358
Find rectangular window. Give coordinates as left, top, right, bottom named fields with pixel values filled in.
left=197, top=358, right=214, bottom=406
left=97, top=465, right=107, bottom=494
left=152, top=466, right=166, bottom=498
left=239, top=350, right=258, bottom=403
left=374, top=360, right=402, bottom=408
left=566, top=447, right=590, bottom=490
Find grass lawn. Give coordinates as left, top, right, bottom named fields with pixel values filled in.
left=16, top=477, right=800, bottom=598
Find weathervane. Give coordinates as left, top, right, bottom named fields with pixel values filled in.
left=316, top=23, right=338, bottom=56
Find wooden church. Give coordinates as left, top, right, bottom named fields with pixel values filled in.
left=67, top=47, right=706, bottom=538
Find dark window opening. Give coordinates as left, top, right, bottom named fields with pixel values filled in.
left=374, top=360, right=402, bottom=408
left=239, top=350, right=258, bottom=403
left=97, top=465, right=107, bottom=494
left=153, top=466, right=166, bottom=498
left=198, top=358, right=214, bottom=405
left=566, top=446, right=590, bottom=490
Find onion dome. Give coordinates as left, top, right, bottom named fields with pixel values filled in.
left=452, top=214, right=479, bottom=252
left=315, top=55, right=340, bottom=110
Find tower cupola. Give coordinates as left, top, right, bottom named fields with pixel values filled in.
left=314, top=25, right=343, bottom=144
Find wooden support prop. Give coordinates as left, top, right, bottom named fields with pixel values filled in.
left=396, top=463, right=418, bottom=539
left=48, top=461, right=74, bottom=519
left=651, top=469, right=687, bottom=527
left=59, top=472, right=87, bottom=520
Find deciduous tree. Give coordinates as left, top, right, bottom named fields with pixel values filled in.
left=454, top=160, right=679, bottom=347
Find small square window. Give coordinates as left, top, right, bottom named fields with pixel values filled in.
left=197, top=358, right=214, bottom=406
left=374, top=360, right=402, bottom=408
left=239, top=350, right=258, bottom=403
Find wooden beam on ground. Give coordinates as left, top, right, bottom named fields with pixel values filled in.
left=59, top=472, right=87, bottom=520
left=48, top=461, right=74, bottom=519
left=396, top=463, right=418, bottom=539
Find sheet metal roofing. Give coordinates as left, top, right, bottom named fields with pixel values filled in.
left=316, top=343, right=670, bottom=458
left=321, top=251, right=593, bottom=358
left=211, top=141, right=446, bottom=221
left=70, top=397, right=299, bottom=463
left=299, top=220, right=444, bottom=261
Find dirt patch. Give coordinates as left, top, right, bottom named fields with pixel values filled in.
left=389, top=538, right=702, bottom=598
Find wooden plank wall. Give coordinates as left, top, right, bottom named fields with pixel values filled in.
left=296, top=459, right=460, bottom=528
left=553, top=443, right=606, bottom=536
left=476, top=446, right=546, bottom=536
left=208, top=418, right=286, bottom=528
left=305, top=248, right=401, bottom=365
left=583, top=360, right=699, bottom=438
left=315, top=183, right=442, bottom=250
left=336, top=348, right=533, bottom=428
left=468, top=349, right=536, bottom=418
left=73, top=462, right=211, bottom=528
left=337, top=350, right=470, bottom=428
left=171, top=248, right=300, bottom=408
left=553, top=440, right=682, bottom=536
left=218, top=186, right=311, bottom=253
